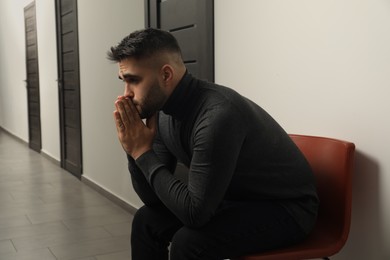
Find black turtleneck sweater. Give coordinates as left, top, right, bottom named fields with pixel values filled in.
left=128, top=72, right=319, bottom=233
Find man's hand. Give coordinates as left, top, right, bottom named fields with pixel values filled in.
left=114, top=96, right=157, bottom=159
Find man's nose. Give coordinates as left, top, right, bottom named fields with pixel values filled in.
left=124, top=84, right=134, bottom=97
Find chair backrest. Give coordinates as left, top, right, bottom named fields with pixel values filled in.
left=289, top=134, right=355, bottom=248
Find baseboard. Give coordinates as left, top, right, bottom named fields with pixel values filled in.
left=81, top=176, right=138, bottom=216
left=40, top=150, right=61, bottom=166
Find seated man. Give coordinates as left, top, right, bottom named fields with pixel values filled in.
left=109, top=28, right=319, bottom=260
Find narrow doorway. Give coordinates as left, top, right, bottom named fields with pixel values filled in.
left=55, top=0, right=83, bottom=178
left=24, top=1, right=42, bottom=152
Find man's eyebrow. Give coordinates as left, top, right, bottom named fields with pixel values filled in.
left=118, top=73, right=139, bottom=81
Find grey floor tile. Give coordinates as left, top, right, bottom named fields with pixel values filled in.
left=0, top=201, right=48, bottom=219
left=49, top=235, right=130, bottom=260
left=102, top=221, right=132, bottom=236
left=0, top=215, right=31, bottom=229
left=0, top=180, right=26, bottom=190
left=12, top=227, right=112, bottom=251
left=0, top=222, right=69, bottom=240
left=7, top=194, right=44, bottom=204
left=39, top=190, right=113, bottom=205
left=95, top=250, right=131, bottom=260
left=0, top=192, right=16, bottom=203
left=27, top=204, right=128, bottom=224
left=0, top=248, right=56, bottom=260
left=0, top=239, right=16, bottom=255
left=63, top=213, right=132, bottom=230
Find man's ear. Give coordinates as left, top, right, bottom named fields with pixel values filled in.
left=161, top=64, right=173, bottom=82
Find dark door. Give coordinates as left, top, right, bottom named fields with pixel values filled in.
left=24, top=1, right=41, bottom=152
left=145, top=0, right=214, bottom=82
left=55, top=0, right=83, bottom=178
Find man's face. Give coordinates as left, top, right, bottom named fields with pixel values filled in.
left=118, top=58, right=166, bottom=119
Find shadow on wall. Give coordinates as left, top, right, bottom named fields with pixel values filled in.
left=337, top=150, right=383, bottom=259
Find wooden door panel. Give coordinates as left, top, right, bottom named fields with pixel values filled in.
left=64, top=126, right=81, bottom=164
left=63, top=72, right=77, bottom=89
left=28, top=88, right=39, bottom=102
left=56, top=0, right=82, bottom=177
left=150, top=0, right=214, bottom=82
left=61, top=12, right=74, bottom=32
left=184, top=63, right=199, bottom=78
left=160, top=0, right=197, bottom=29
left=62, top=32, right=76, bottom=52
left=27, top=60, right=38, bottom=74
left=28, top=102, right=40, bottom=115
left=172, top=29, right=198, bottom=60
left=25, top=17, right=35, bottom=31
left=24, top=1, right=41, bottom=152
left=63, top=52, right=76, bottom=71
left=65, top=144, right=79, bottom=167
left=63, top=91, right=77, bottom=108
left=64, top=109, right=78, bottom=128
left=30, top=127, right=41, bottom=146
left=60, top=0, right=73, bottom=13
left=27, top=45, right=38, bottom=59
left=29, top=114, right=40, bottom=124
left=26, top=30, right=36, bottom=45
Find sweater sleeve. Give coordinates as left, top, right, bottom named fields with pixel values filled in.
left=136, top=106, right=246, bottom=228
left=127, top=154, right=161, bottom=206
left=127, top=129, right=177, bottom=206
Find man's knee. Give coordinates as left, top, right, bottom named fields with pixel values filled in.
left=131, top=205, right=153, bottom=233
left=132, top=205, right=183, bottom=242
left=133, top=205, right=172, bottom=226
left=170, top=227, right=205, bottom=259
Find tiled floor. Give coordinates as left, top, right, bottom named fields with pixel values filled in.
left=0, top=129, right=133, bottom=260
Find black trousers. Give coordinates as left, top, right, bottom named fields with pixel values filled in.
left=131, top=201, right=306, bottom=260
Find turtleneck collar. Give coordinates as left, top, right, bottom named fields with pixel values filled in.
left=162, top=71, right=199, bottom=121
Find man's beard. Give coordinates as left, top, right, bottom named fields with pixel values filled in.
left=136, top=83, right=166, bottom=119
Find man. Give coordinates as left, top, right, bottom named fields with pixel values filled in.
left=108, top=28, right=319, bottom=260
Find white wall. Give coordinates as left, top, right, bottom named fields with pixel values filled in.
left=77, top=0, right=144, bottom=208
left=215, top=0, right=390, bottom=259
left=1, top=0, right=390, bottom=259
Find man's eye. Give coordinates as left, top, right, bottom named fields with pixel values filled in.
left=126, top=78, right=140, bottom=84
left=118, top=76, right=140, bottom=84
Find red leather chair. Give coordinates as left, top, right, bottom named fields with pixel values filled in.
left=235, top=134, right=355, bottom=260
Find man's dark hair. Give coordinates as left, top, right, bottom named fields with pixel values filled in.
left=107, top=28, right=182, bottom=62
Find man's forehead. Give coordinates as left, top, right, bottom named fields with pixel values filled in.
left=119, top=55, right=165, bottom=72
left=118, top=59, right=135, bottom=75
left=118, top=58, right=148, bottom=72
left=118, top=59, right=131, bottom=70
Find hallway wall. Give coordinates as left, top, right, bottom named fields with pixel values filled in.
left=1, top=0, right=389, bottom=259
